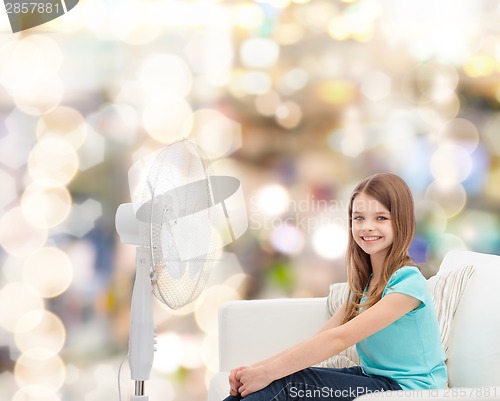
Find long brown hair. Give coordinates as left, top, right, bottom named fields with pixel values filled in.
left=343, top=173, right=416, bottom=324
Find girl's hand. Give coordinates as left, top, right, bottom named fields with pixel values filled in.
left=228, top=366, right=246, bottom=396
left=236, top=366, right=273, bottom=397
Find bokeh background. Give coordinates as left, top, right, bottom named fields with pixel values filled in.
left=1, top=0, right=500, bottom=400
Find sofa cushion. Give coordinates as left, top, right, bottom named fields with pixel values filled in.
left=321, top=265, right=474, bottom=370
left=444, top=254, right=500, bottom=387
left=316, top=282, right=360, bottom=368
left=427, top=265, right=474, bottom=356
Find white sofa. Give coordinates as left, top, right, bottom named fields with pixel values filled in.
left=208, top=250, right=500, bottom=400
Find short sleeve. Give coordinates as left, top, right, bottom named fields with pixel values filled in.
left=383, top=266, right=428, bottom=309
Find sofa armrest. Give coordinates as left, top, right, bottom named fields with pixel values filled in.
left=218, top=297, right=329, bottom=372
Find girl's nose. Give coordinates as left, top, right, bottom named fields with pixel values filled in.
left=362, top=220, right=373, bottom=231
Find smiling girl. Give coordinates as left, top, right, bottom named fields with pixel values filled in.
left=223, top=173, right=447, bottom=401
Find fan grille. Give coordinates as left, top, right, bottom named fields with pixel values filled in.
left=139, top=139, right=219, bottom=309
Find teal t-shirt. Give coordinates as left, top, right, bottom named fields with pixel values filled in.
left=355, top=266, right=448, bottom=390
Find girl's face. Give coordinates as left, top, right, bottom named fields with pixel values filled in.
left=351, top=192, right=394, bottom=263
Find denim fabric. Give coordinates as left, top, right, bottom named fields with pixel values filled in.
left=222, top=366, right=402, bottom=401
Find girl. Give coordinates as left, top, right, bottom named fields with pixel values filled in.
left=223, top=173, right=447, bottom=400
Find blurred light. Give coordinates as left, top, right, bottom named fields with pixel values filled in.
left=14, top=349, right=65, bottom=396
left=275, top=101, right=303, bottom=129
left=292, top=1, right=336, bottom=33
left=12, top=76, right=64, bottom=116
left=380, top=1, right=481, bottom=63
left=423, top=93, right=460, bottom=120
left=87, top=103, right=139, bottom=145
left=253, top=184, right=290, bottom=216
left=273, top=22, right=305, bottom=45
left=425, top=182, right=467, bottom=218
left=312, top=223, right=347, bottom=259
left=223, top=273, right=248, bottom=294
left=12, top=388, right=61, bottom=401
left=486, top=164, right=500, bottom=201
left=278, top=68, right=309, bottom=93
left=27, top=137, right=79, bottom=188
left=59, top=198, right=102, bottom=238
left=0, top=282, right=44, bottom=332
left=430, top=143, right=472, bottom=186
left=327, top=16, right=351, bottom=40
left=148, top=1, right=229, bottom=28
left=232, top=2, right=265, bottom=30
left=267, top=0, right=291, bottom=8
left=231, top=71, right=273, bottom=96
left=179, top=335, right=203, bottom=369
left=255, top=91, right=281, bottom=116
left=22, top=247, right=73, bottom=298
left=184, top=29, right=234, bottom=86
left=327, top=3, right=377, bottom=42
left=415, top=200, right=448, bottom=235
left=0, top=35, right=62, bottom=93
left=438, top=118, right=479, bottom=153
left=361, top=70, right=391, bottom=101
left=14, top=310, right=66, bottom=356
left=271, top=224, right=305, bottom=255
left=194, top=284, right=239, bottom=334
left=415, top=62, right=459, bottom=103
left=483, top=113, right=500, bottom=156
left=138, top=54, right=192, bottom=98
left=64, top=364, right=80, bottom=385
left=152, top=332, right=183, bottom=373
left=329, top=107, right=378, bottom=158
left=464, top=53, right=496, bottom=77
left=86, top=364, right=121, bottom=400
left=453, top=211, right=499, bottom=252
left=240, top=38, right=280, bottom=69
left=462, top=144, right=489, bottom=195
left=1, top=109, right=37, bottom=169
left=77, top=127, right=106, bottom=171
left=36, top=107, right=87, bottom=150
left=190, top=109, right=242, bottom=158
left=109, top=0, right=161, bottom=45
left=200, top=332, right=218, bottom=373
left=432, top=233, right=468, bottom=261
left=0, top=207, right=47, bottom=257
left=21, top=184, right=72, bottom=229
left=0, top=168, right=16, bottom=211
left=317, top=80, right=356, bottom=105
left=142, top=95, right=193, bottom=143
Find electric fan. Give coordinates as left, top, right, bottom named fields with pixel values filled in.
left=115, top=138, right=247, bottom=400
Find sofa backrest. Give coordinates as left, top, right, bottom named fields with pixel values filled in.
left=439, top=250, right=500, bottom=387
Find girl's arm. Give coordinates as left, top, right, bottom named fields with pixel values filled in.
left=253, top=299, right=348, bottom=367
left=236, top=292, right=421, bottom=397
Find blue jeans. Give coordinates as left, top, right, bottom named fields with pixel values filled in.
left=222, top=366, right=402, bottom=401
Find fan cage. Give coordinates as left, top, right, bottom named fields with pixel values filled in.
left=138, top=139, right=220, bottom=310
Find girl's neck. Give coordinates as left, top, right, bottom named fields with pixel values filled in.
left=370, top=255, right=384, bottom=282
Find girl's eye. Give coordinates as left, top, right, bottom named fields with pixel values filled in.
left=377, top=216, right=389, bottom=220
left=353, top=216, right=363, bottom=221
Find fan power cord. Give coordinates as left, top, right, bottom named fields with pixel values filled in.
left=118, top=357, right=127, bottom=401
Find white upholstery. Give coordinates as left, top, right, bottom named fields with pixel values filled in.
left=440, top=251, right=500, bottom=387
left=208, top=251, right=500, bottom=401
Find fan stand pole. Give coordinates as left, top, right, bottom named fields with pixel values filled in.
left=129, top=247, right=155, bottom=401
